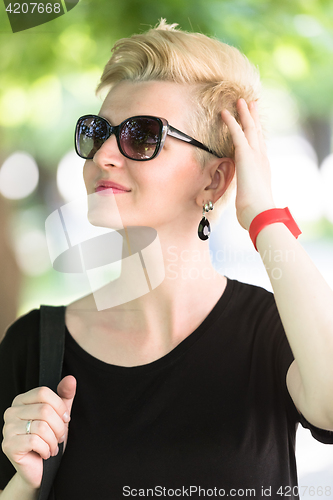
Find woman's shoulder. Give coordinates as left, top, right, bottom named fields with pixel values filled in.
left=224, top=278, right=283, bottom=334
left=1, top=309, right=42, bottom=376
left=2, top=308, right=41, bottom=346
left=0, top=309, right=41, bottom=390
left=2, top=300, right=69, bottom=350
left=227, top=277, right=274, bottom=306
left=3, top=295, right=98, bottom=350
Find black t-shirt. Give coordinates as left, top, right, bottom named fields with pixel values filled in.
left=0, top=278, right=332, bottom=499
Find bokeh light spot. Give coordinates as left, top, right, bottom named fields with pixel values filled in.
left=57, top=150, right=86, bottom=202
left=28, top=75, right=63, bottom=127
left=13, top=229, right=51, bottom=276
left=273, top=45, right=309, bottom=80
left=0, top=88, right=28, bottom=127
left=294, top=15, right=324, bottom=38
left=0, top=151, right=39, bottom=199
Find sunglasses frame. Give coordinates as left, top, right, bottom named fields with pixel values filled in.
left=75, top=114, right=221, bottom=161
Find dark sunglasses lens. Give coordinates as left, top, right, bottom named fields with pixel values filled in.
left=120, top=117, right=161, bottom=160
left=76, top=116, right=109, bottom=159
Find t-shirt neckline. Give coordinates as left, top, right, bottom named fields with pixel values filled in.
left=65, top=276, right=235, bottom=374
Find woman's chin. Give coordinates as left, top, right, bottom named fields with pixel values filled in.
left=87, top=191, right=124, bottom=229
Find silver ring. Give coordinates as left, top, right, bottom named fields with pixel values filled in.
left=25, top=420, right=32, bottom=434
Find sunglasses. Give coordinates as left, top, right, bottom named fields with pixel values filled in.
left=75, top=114, right=220, bottom=161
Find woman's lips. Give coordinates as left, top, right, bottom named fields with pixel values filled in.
left=95, top=186, right=130, bottom=195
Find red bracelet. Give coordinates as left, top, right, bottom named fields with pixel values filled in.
left=249, top=207, right=302, bottom=251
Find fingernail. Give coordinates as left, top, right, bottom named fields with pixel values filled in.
left=53, top=446, right=59, bottom=457
left=63, top=412, right=70, bottom=423
left=59, top=434, right=66, bottom=443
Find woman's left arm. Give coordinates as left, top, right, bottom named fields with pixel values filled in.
left=221, top=99, right=333, bottom=431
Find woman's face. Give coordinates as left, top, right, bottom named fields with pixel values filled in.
left=83, top=80, right=212, bottom=231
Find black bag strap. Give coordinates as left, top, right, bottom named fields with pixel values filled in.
left=38, top=305, right=66, bottom=500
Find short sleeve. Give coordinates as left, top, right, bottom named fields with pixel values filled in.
left=298, top=413, right=333, bottom=444
left=0, top=309, right=40, bottom=490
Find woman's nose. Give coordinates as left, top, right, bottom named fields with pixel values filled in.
left=92, top=134, right=124, bottom=168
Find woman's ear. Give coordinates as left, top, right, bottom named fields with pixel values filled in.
left=205, top=158, right=235, bottom=200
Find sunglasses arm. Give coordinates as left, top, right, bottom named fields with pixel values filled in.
left=167, top=126, right=220, bottom=158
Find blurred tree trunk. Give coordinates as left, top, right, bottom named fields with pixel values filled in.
left=304, top=117, right=332, bottom=168
left=0, top=196, right=22, bottom=342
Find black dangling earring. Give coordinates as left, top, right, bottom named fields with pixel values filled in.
left=198, top=201, right=214, bottom=240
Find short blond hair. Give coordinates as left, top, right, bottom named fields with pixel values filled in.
left=96, top=20, right=262, bottom=222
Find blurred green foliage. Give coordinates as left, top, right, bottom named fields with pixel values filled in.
left=1, top=0, right=333, bottom=169
left=0, top=0, right=332, bottom=211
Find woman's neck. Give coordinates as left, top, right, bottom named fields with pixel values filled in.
left=83, top=224, right=226, bottom=346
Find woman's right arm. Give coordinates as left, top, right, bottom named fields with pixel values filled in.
left=0, top=376, right=76, bottom=498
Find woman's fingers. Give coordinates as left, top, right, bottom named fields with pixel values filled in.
left=221, top=98, right=263, bottom=154
left=236, top=98, right=260, bottom=150
left=24, top=419, right=61, bottom=456
left=12, top=404, right=65, bottom=439
left=3, top=408, right=64, bottom=457
left=248, top=100, right=267, bottom=155
left=21, top=419, right=60, bottom=455
left=221, top=108, right=245, bottom=150
left=12, top=386, right=70, bottom=424
left=5, top=400, right=67, bottom=441
left=3, top=433, right=54, bottom=462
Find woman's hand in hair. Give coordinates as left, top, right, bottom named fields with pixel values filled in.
left=221, top=98, right=275, bottom=231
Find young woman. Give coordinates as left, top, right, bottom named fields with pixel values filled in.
left=1, top=20, right=333, bottom=500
